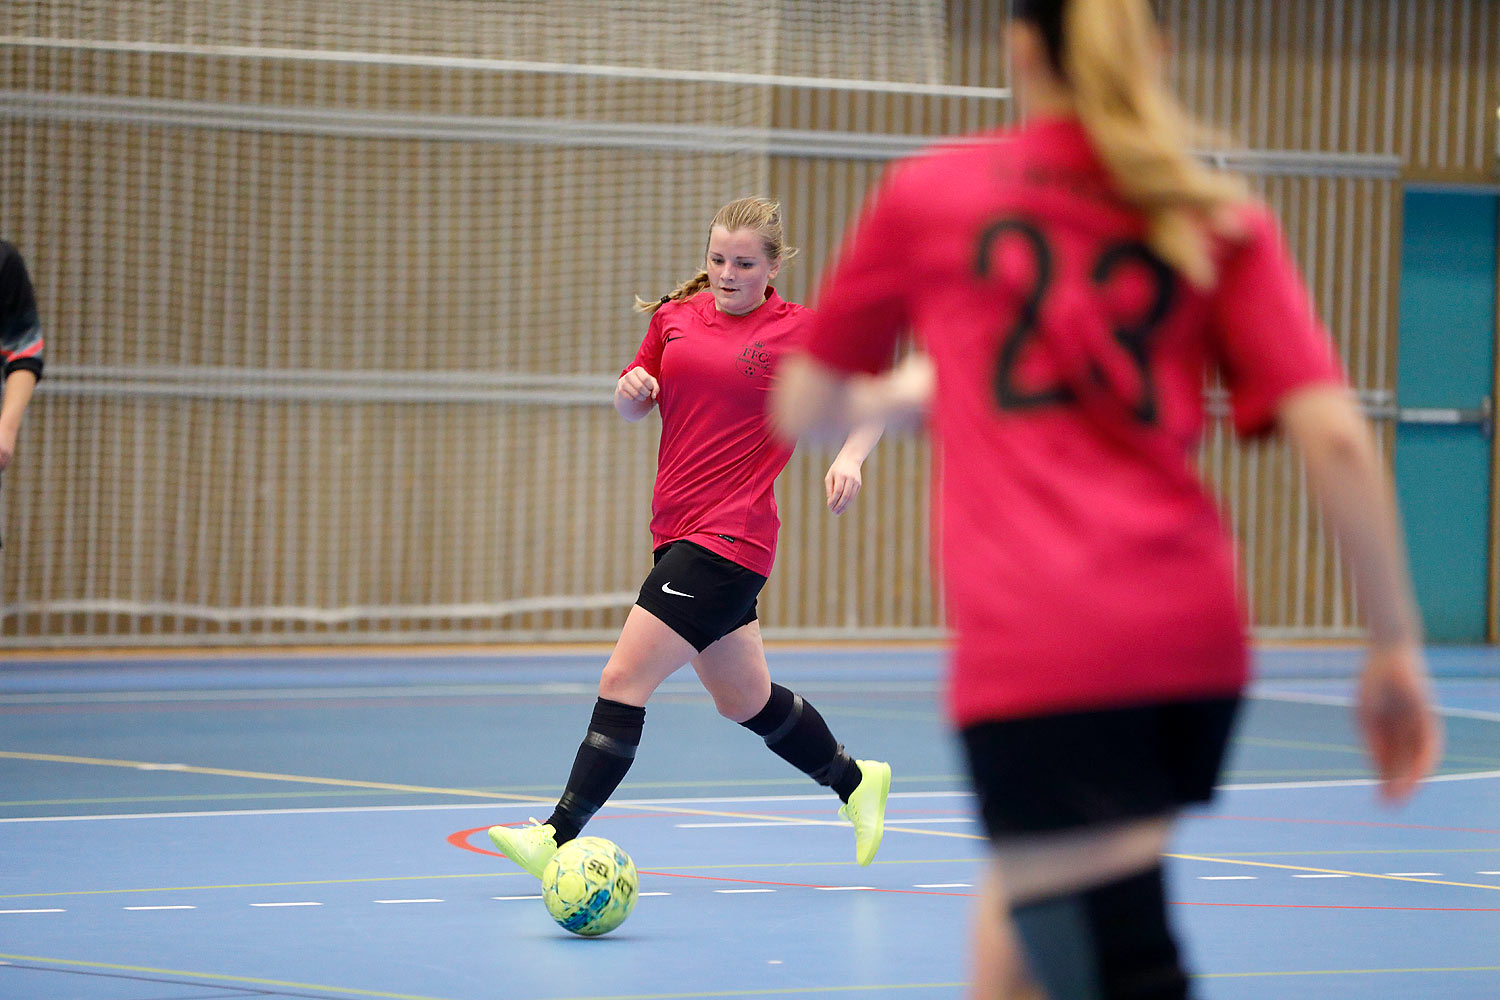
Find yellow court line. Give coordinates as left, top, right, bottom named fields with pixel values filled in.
left=24, top=750, right=1499, bottom=878
left=3, top=955, right=1494, bottom=995
left=1168, top=853, right=1500, bottom=892
left=0, top=857, right=990, bottom=900
left=0, top=750, right=986, bottom=839
left=0, top=954, right=456, bottom=1000
left=0, top=954, right=966, bottom=1000
left=1197, top=966, right=1500, bottom=980
left=0, top=872, right=511, bottom=900
left=0, top=772, right=971, bottom=807
left=10, top=848, right=1497, bottom=902
left=0, top=751, right=547, bottom=803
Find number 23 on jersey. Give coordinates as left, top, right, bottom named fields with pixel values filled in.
left=974, top=215, right=1178, bottom=426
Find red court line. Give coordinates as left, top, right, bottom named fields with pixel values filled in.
left=451, top=805, right=969, bottom=849
left=1209, top=814, right=1500, bottom=836
left=449, top=827, right=503, bottom=855
left=453, top=826, right=1500, bottom=906
left=449, top=811, right=799, bottom=855
left=447, top=826, right=972, bottom=897
left=0, top=696, right=607, bottom=715
left=450, top=823, right=1500, bottom=909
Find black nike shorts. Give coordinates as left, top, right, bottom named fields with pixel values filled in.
left=634, top=540, right=767, bottom=652
left=961, top=695, right=1241, bottom=837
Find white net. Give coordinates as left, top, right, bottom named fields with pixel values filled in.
left=0, top=0, right=962, bottom=644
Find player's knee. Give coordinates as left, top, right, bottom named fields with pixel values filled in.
left=709, top=685, right=765, bottom=723
left=597, top=659, right=644, bottom=704
left=1010, top=865, right=1188, bottom=1000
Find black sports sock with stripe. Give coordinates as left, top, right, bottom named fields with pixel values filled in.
left=545, top=697, right=645, bottom=845
left=1011, top=865, right=1189, bottom=1000
left=741, top=683, right=861, bottom=801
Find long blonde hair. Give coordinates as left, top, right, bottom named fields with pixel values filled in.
left=1018, top=0, right=1245, bottom=288
left=635, top=196, right=799, bottom=314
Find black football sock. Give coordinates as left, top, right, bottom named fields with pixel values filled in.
left=741, top=683, right=861, bottom=801
left=545, top=697, right=645, bottom=845
left=1011, top=865, right=1188, bottom=1000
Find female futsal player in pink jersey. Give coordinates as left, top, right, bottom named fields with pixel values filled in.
left=773, top=1, right=1440, bottom=997
left=490, top=197, right=891, bottom=879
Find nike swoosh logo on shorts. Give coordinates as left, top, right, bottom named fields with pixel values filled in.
left=661, top=582, right=695, bottom=598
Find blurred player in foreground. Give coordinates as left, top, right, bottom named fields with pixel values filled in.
left=773, top=1, right=1440, bottom=997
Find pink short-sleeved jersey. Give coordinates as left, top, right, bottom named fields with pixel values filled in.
left=627, top=288, right=807, bottom=576
left=803, top=117, right=1344, bottom=726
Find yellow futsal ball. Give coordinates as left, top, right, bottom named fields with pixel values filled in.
left=540, top=836, right=638, bottom=936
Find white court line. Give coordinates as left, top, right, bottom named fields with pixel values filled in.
left=875, top=817, right=972, bottom=825
left=4, top=766, right=1496, bottom=825
left=1253, top=688, right=1500, bottom=724
left=1384, top=872, right=1442, bottom=877
left=679, top=816, right=971, bottom=829
left=1477, top=871, right=1500, bottom=876
left=913, top=883, right=971, bottom=888
left=0, top=803, right=551, bottom=823
left=1218, top=769, right=1500, bottom=792
left=124, top=905, right=195, bottom=911
left=374, top=898, right=443, bottom=904
left=814, top=886, right=873, bottom=892
left=637, top=892, right=671, bottom=897
left=1199, top=876, right=1257, bottom=881
left=249, top=901, right=322, bottom=907
left=1292, top=874, right=1349, bottom=879
left=492, top=895, right=542, bottom=901
left=1, top=908, right=65, bottom=914
left=0, top=790, right=973, bottom=824
left=715, top=888, right=775, bottom=894
left=0, top=679, right=940, bottom=706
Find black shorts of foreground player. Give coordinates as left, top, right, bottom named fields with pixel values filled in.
left=489, top=197, right=890, bottom=881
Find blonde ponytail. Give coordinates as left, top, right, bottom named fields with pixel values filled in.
left=1060, top=0, right=1245, bottom=288
left=633, top=196, right=798, bottom=314
left=635, top=271, right=711, bottom=315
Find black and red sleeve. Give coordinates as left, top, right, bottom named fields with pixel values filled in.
left=0, top=241, right=45, bottom=381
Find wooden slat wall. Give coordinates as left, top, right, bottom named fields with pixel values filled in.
left=1, top=1, right=1495, bottom=644
left=767, top=0, right=1494, bottom=638
left=1164, top=0, right=1498, bottom=180
left=1164, top=0, right=1495, bottom=633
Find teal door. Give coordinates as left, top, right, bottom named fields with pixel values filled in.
left=1394, top=189, right=1497, bottom=643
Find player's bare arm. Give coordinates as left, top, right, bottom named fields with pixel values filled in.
left=614, top=365, right=659, bottom=422
left=1278, top=384, right=1441, bottom=801
left=824, top=420, right=883, bottom=515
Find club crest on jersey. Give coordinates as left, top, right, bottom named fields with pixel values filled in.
left=736, top=340, right=772, bottom=378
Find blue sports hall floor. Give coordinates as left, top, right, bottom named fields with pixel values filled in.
left=1, top=644, right=1497, bottom=1000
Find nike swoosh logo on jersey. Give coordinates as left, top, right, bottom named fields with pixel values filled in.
left=661, top=582, right=695, bottom=598
left=664, top=335, right=684, bottom=343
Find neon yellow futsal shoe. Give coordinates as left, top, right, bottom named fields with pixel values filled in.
left=487, top=818, right=559, bottom=880
left=838, top=759, right=891, bottom=866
